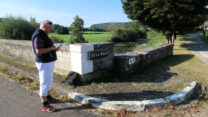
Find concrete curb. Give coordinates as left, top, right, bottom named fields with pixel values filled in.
left=68, top=81, right=197, bottom=111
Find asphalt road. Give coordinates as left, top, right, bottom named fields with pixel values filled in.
left=0, top=74, right=100, bottom=117
left=186, top=32, right=208, bottom=65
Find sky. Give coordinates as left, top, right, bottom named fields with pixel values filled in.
left=0, top=0, right=130, bottom=27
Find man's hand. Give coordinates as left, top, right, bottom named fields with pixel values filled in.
left=55, top=47, right=60, bottom=51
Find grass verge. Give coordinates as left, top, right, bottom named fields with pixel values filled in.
left=0, top=60, right=72, bottom=102
left=0, top=55, right=35, bottom=69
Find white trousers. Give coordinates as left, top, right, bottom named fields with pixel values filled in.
left=35, top=61, right=55, bottom=96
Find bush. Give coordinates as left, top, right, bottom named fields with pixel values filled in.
left=53, top=24, right=69, bottom=34
left=0, top=16, right=38, bottom=40
left=109, top=21, right=147, bottom=42
left=56, top=27, right=69, bottom=34
left=50, top=36, right=64, bottom=43
left=111, top=29, right=146, bottom=42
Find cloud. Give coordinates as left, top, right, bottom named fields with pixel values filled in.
left=0, top=2, right=75, bottom=26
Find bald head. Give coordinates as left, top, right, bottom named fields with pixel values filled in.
left=39, top=20, right=53, bottom=34
left=40, top=20, right=53, bottom=28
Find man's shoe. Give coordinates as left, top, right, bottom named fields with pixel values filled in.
left=42, top=104, right=56, bottom=112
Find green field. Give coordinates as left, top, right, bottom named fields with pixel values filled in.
left=49, top=32, right=111, bottom=43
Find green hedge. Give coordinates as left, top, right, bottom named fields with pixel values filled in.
left=0, top=16, right=38, bottom=40
left=110, top=29, right=146, bottom=42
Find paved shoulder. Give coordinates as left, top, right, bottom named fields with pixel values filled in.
left=0, top=74, right=99, bottom=117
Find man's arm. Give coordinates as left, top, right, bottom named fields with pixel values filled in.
left=35, top=46, right=56, bottom=54
left=34, top=36, right=59, bottom=54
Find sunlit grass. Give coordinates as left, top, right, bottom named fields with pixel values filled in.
left=49, top=32, right=111, bottom=43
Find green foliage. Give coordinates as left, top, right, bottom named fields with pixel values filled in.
left=50, top=36, right=64, bottom=43
left=122, top=0, right=208, bottom=42
left=90, top=24, right=97, bottom=31
left=90, top=24, right=105, bottom=31
left=0, top=16, right=38, bottom=40
left=110, top=21, right=147, bottom=42
left=111, top=29, right=145, bottom=42
left=70, top=15, right=87, bottom=43
left=144, top=31, right=166, bottom=48
left=29, top=86, right=38, bottom=91
left=53, top=24, right=69, bottom=34
left=90, top=22, right=130, bottom=31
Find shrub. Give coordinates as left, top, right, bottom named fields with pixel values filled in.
left=50, top=36, right=64, bottom=43
left=53, top=24, right=69, bottom=34
left=109, top=21, right=147, bottom=42
left=0, top=16, right=38, bottom=40
left=111, top=29, right=146, bottom=42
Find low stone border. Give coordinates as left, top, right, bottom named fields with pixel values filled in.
left=68, top=81, right=197, bottom=111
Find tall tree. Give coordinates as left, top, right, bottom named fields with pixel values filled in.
left=122, top=0, right=208, bottom=43
left=70, top=15, right=86, bottom=43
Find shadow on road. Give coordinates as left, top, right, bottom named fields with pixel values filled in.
left=56, top=104, right=94, bottom=112
left=183, top=34, right=208, bottom=52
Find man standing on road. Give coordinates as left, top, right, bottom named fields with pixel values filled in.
left=31, top=20, right=59, bottom=112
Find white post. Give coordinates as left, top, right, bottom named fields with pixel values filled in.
left=70, top=44, right=94, bottom=75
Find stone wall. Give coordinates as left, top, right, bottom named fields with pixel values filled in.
left=114, top=44, right=174, bottom=72
left=0, top=39, right=71, bottom=75
left=0, top=39, right=174, bottom=79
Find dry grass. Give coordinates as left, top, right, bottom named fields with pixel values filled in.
left=169, top=36, right=208, bottom=98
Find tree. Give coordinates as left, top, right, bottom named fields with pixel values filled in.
left=129, top=21, right=147, bottom=33
left=70, top=15, right=86, bottom=43
left=0, top=16, right=37, bottom=40
left=122, top=0, right=208, bottom=43
left=53, top=24, right=62, bottom=33
left=56, top=27, right=69, bottom=34
left=110, top=21, right=146, bottom=42
left=90, top=24, right=97, bottom=31
left=53, top=24, right=69, bottom=34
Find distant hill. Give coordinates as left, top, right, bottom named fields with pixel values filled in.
left=90, top=22, right=130, bottom=30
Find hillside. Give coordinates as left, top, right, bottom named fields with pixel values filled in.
left=91, top=22, right=130, bottom=30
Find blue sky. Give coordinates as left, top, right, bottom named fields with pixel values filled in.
left=0, top=0, right=130, bottom=27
